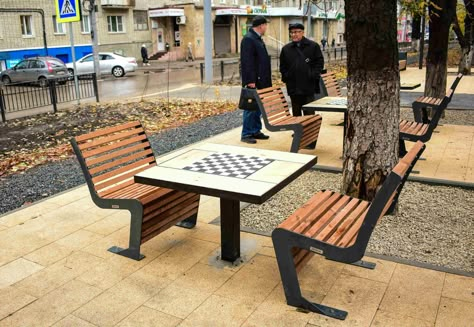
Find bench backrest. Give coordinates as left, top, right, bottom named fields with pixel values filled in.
left=448, top=73, right=463, bottom=102
left=70, top=121, right=156, bottom=198
left=255, top=86, right=291, bottom=125
left=353, top=141, right=426, bottom=247
left=321, top=72, right=342, bottom=97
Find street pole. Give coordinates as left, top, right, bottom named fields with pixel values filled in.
left=86, top=0, right=101, bottom=79
left=307, top=1, right=312, bottom=39
left=204, top=0, right=213, bottom=84
left=68, top=22, right=80, bottom=105
left=418, top=5, right=426, bottom=70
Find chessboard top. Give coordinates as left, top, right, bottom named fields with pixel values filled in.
left=134, top=143, right=318, bottom=204
left=303, top=96, right=348, bottom=112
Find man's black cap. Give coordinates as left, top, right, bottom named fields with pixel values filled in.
left=252, top=16, right=269, bottom=27
left=289, top=23, right=305, bottom=31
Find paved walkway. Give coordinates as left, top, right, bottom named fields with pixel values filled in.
left=0, top=111, right=473, bottom=325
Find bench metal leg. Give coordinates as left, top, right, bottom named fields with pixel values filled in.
left=350, top=260, right=376, bottom=269
left=220, top=198, right=240, bottom=262
left=108, top=208, right=145, bottom=261
left=290, top=130, right=303, bottom=153
left=272, top=230, right=348, bottom=320
left=176, top=213, right=198, bottom=229
left=399, top=139, right=407, bottom=157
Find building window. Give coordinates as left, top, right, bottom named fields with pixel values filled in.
left=53, top=16, right=66, bottom=34
left=20, top=15, right=34, bottom=36
left=81, top=15, right=91, bottom=33
left=233, top=0, right=238, bottom=4
left=220, top=0, right=226, bottom=3
left=107, top=16, right=124, bottom=33
left=133, top=10, right=148, bottom=31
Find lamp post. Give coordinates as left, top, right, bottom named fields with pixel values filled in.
left=83, top=0, right=101, bottom=79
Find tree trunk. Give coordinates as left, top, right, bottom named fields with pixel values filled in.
left=412, top=14, right=422, bottom=51
left=424, top=0, right=457, bottom=99
left=343, top=0, right=400, bottom=201
left=459, top=0, right=474, bottom=74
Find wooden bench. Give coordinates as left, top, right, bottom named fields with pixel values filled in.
left=400, top=89, right=452, bottom=156
left=71, top=121, right=200, bottom=260
left=399, top=51, right=407, bottom=71
left=271, top=141, right=425, bottom=320
left=321, top=71, right=343, bottom=97
left=412, top=73, right=463, bottom=123
left=254, top=86, right=323, bottom=153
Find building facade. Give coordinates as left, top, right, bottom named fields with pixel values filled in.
left=0, top=0, right=345, bottom=69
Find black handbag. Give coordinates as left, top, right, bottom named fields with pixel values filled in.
left=239, top=87, right=259, bottom=111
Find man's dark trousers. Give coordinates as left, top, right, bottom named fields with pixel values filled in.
left=290, top=94, right=315, bottom=116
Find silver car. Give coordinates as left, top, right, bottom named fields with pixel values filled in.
left=66, top=52, right=138, bottom=78
left=0, top=57, right=69, bottom=87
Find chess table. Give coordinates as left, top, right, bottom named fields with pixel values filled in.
left=303, top=96, right=348, bottom=155
left=135, top=143, right=317, bottom=262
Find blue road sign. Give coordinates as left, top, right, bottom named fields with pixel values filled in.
left=55, top=0, right=81, bottom=23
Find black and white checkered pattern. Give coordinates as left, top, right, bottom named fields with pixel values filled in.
left=327, top=98, right=347, bottom=106
left=183, top=153, right=274, bottom=179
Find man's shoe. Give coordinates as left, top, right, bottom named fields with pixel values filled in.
left=241, top=137, right=257, bottom=144
left=253, top=133, right=270, bottom=140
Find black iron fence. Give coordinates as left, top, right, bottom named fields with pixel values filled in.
left=0, top=73, right=99, bottom=122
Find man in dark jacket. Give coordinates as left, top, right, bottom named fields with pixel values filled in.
left=240, top=16, right=272, bottom=144
left=141, top=44, right=150, bottom=66
left=280, top=24, right=324, bottom=116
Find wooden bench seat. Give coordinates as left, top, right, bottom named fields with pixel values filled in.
left=71, top=121, right=200, bottom=260
left=412, top=73, right=463, bottom=123
left=255, top=86, right=323, bottom=153
left=272, top=141, right=426, bottom=320
left=321, top=71, right=342, bottom=97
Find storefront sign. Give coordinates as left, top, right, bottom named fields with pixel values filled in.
left=149, top=8, right=185, bottom=17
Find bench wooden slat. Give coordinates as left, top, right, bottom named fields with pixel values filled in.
left=86, top=141, right=152, bottom=166
left=89, top=149, right=154, bottom=175
left=92, top=156, right=155, bottom=184
left=82, top=134, right=148, bottom=159
left=75, top=121, right=142, bottom=142
left=78, top=128, right=144, bottom=151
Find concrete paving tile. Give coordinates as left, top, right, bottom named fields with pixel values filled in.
left=379, top=264, right=445, bottom=324
left=15, top=251, right=104, bottom=298
left=188, top=223, right=221, bottom=244
left=442, top=273, right=474, bottom=303
left=196, top=198, right=220, bottom=223
left=370, top=310, right=433, bottom=327
left=43, top=187, right=89, bottom=207
left=73, top=269, right=169, bottom=326
left=75, top=250, right=160, bottom=290
left=0, top=258, right=44, bottom=288
left=116, top=306, right=182, bottom=327
left=242, top=286, right=311, bottom=327
left=341, top=257, right=396, bottom=284
left=83, top=211, right=130, bottom=236
left=141, top=238, right=218, bottom=281
left=298, top=255, right=345, bottom=302
left=82, top=227, right=130, bottom=259
left=0, top=225, right=6, bottom=231
left=435, top=297, right=474, bottom=327
left=53, top=315, right=98, bottom=327
left=0, top=280, right=102, bottom=327
left=144, top=283, right=211, bottom=319
left=54, top=229, right=103, bottom=250
left=172, top=262, right=234, bottom=293
left=214, top=254, right=281, bottom=305
left=0, top=202, right=61, bottom=227
left=308, top=274, right=387, bottom=327
left=0, top=286, right=37, bottom=321
left=179, top=294, right=258, bottom=327
left=23, top=242, right=74, bottom=267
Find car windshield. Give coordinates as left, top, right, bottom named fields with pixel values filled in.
left=112, top=53, right=125, bottom=58
left=48, top=59, right=65, bottom=67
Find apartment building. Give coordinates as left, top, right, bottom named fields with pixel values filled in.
left=0, top=0, right=345, bottom=69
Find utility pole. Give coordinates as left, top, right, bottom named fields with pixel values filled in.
left=307, top=1, right=312, bottom=39
left=83, top=0, right=101, bottom=79
left=204, top=0, right=213, bottom=83
left=419, top=5, right=426, bottom=70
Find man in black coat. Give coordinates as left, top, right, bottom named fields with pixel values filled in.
left=281, top=24, right=324, bottom=116
left=240, top=16, right=272, bottom=144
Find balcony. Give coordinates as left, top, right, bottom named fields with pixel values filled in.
left=100, top=0, right=135, bottom=7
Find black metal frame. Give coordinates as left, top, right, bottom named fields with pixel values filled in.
left=70, top=128, right=197, bottom=261
left=253, top=88, right=320, bottom=153
left=271, top=143, right=425, bottom=320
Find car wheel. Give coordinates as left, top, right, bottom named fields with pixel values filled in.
left=38, top=77, right=48, bottom=87
left=2, top=75, right=11, bottom=85
left=112, top=66, right=125, bottom=78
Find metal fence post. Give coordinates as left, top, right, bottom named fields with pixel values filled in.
left=334, top=47, right=337, bottom=60
left=92, top=73, right=100, bottom=102
left=341, top=47, right=343, bottom=60
left=200, top=63, right=204, bottom=84
left=221, top=61, right=224, bottom=82
left=48, top=80, right=58, bottom=113
left=0, top=88, right=6, bottom=123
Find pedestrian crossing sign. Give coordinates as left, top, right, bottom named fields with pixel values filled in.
left=55, top=0, right=81, bottom=23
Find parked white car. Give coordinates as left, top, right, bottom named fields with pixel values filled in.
left=66, top=52, right=137, bottom=77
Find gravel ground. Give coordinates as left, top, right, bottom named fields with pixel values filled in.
left=240, top=170, right=474, bottom=273
left=0, top=110, right=242, bottom=215
left=400, top=107, right=474, bottom=126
